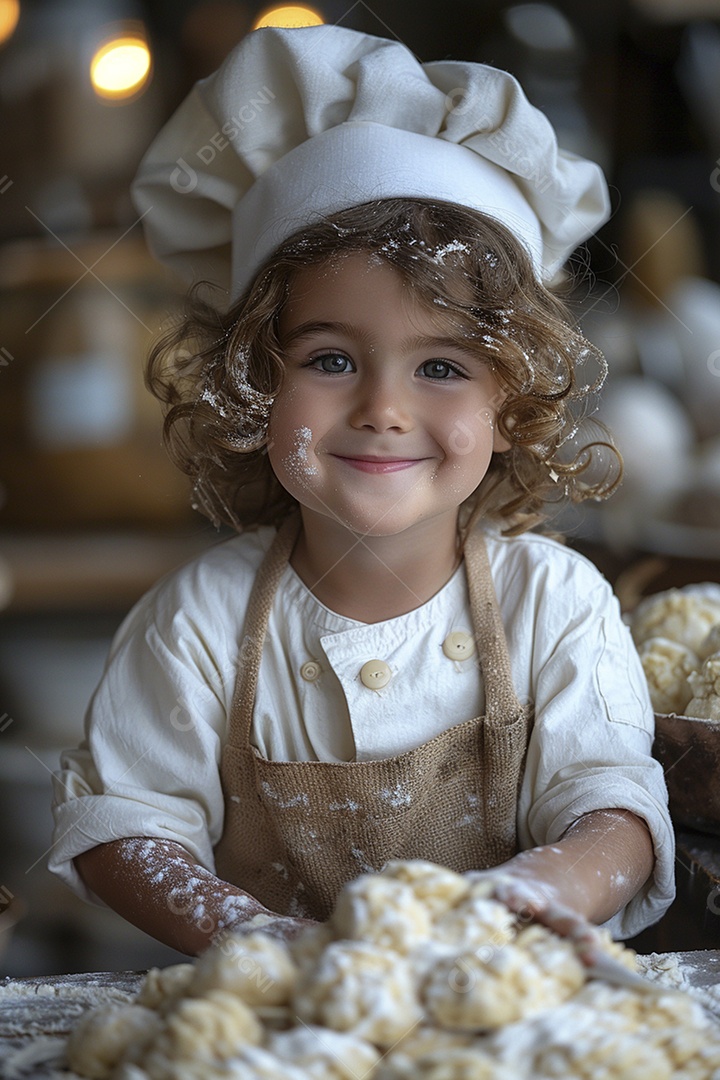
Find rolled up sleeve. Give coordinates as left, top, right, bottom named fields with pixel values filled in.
left=508, top=542, right=675, bottom=939
left=49, top=584, right=233, bottom=904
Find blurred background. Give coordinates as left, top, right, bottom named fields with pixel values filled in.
left=0, top=0, right=719, bottom=976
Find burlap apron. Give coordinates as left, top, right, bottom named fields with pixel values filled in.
left=215, top=514, right=531, bottom=920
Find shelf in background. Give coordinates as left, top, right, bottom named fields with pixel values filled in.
left=0, top=529, right=222, bottom=614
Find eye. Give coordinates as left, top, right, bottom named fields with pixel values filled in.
left=420, top=359, right=464, bottom=380
left=309, top=352, right=354, bottom=373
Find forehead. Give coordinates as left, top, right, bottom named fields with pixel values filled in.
left=280, top=251, right=466, bottom=334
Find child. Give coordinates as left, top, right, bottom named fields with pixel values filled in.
left=50, top=25, right=674, bottom=957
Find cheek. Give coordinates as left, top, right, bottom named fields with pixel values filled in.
left=267, top=402, right=320, bottom=494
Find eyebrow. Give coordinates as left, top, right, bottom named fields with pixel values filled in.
left=282, top=322, right=485, bottom=361
left=281, top=321, right=367, bottom=347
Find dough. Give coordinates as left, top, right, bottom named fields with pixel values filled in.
left=379, top=859, right=470, bottom=916
left=288, top=921, right=334, bottom=972
left=423, top=925, right=584, bottom=1031
left=137, top=989, right=262, bottom=1079
left=190, top=930, right=297, bottom=1005
left=535, top=982, right=720, bottom=1078
left=65, top=1003, right=161, bottom=1079
left=686, top=655, right=720, bottom=720
left=637, top=636, right=698, bottom=714
left=267, top=1024, right=380, bottom=1077
left=136, top=964, right=196, bottom=1011
left=631, top=588, right=720, bottom=655
left=387, top=1024, right=477, bottom=1058
left=431, top=893, right=516, bottom=954
left=530, top=1007, right=674, bottom=1080
left=375, top=1046, right=515, bottom=1078
left=216, top=1044, right=310, bottom=1078
left=331, top=874, right=432, bottom=953
left=292, top=939, right=424, bottom=1048
left=65, top=860, right=720, bottom=1080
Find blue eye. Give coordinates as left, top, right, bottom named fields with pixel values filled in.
left=421, top=360, right=459, bottom=379
left=312, top=353, right=353, bottom=373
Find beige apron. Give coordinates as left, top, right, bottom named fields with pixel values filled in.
left=215, top=514, right=531, bottom=920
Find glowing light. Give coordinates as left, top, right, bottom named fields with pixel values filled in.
left=90, top=32, right=152, bottom=101
left=253, top=4, right=324, bottom=29
left=0, top=0, right=20, bottom=47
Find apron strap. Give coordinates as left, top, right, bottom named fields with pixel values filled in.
left=229, top=515, right=523, bottom=744
left=230, top=513, right=302, bottom=743
left=462, top=526, right=525, bottom=722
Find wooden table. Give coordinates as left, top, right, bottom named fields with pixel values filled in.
left=0, top=971, right=142, bottom=1077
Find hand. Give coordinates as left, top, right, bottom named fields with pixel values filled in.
left=466, top=868, right=604, bottom=964
left=221, top=907, right=319, bottom=942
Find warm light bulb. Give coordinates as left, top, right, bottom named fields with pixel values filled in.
left=0, top=0, right=20, bottom=47
left=90, top=33, right=152, bottom=100
left=253, top=4, right=324, bottom=29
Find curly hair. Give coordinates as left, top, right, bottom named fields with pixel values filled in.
left=147, top=198, right=621, bottom=536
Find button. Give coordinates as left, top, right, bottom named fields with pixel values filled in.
left=360, top=659, right=392, bottom=690
left=442, top=631, right=476, bottom=661
left=300, top=660, right=321, bottom=682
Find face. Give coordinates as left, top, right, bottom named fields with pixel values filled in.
left=267, top=253, right=510, bottom=539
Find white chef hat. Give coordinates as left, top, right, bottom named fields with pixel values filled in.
left=132, top=24, right=610, bottom=302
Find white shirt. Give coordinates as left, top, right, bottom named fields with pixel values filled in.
left=50, top=525, right=675, bottom=938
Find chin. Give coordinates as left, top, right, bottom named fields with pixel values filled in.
left=325, top=505, right=439, bottom=538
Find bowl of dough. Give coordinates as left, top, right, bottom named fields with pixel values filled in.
left=631, top=583, right=720, bottom=834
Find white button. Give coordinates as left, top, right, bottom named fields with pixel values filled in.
left=300, top=660, right=321, bottom=682
left=442, top=631, right=476, bottom=661
left=360, top=659, right=392, bottom=690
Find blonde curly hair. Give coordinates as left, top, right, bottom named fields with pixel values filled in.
left=147, top=198, right=620, bottom=535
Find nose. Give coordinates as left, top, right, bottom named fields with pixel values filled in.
left=348, top=372, right=413, bottom=433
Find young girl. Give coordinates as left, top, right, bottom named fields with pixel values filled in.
left=50, top=25, right=674, bottom=957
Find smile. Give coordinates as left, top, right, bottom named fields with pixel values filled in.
left=333, top=456, right=424, bottom=474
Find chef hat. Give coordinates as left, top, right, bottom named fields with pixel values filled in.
left=132, top=24, right=610, bottom=301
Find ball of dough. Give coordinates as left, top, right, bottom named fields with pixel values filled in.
left=423, top=925, right=584, bottom=1031
left=65, top=1003, right=161, bottom=1079
left=331, top=873, right=432, bottom=953
left=698, top=624, right=720, bottom=661
left=685, top=655, right=720, bottom=720
left=531, top=1010, right=673, bottom=1080
left=432, top=895, right=516, bottom=954
left=267, top=1024, right=380, bottom=1078
left=136, top=964, right=196, bottom=1011
left=637, top=637, right=698, bottom=714
left=292, top=939, right=424, bottom=1048
left=139, top=990, right=262, bottom=1078
left=190, top=931, right=298, bottom=1006
left=379, top=860, right=470, bottom=916
left=631, top=588, right=720, bottom=655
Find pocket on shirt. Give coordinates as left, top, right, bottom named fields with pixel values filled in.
left=595, top=616, right=653, bottom=732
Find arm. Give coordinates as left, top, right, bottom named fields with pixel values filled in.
left=481, top=808, right=655, bottom=947
left=74, top=837, right=316, bottom=956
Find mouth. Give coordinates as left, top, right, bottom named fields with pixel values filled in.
left=333, top=455, right=424, bottom=474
